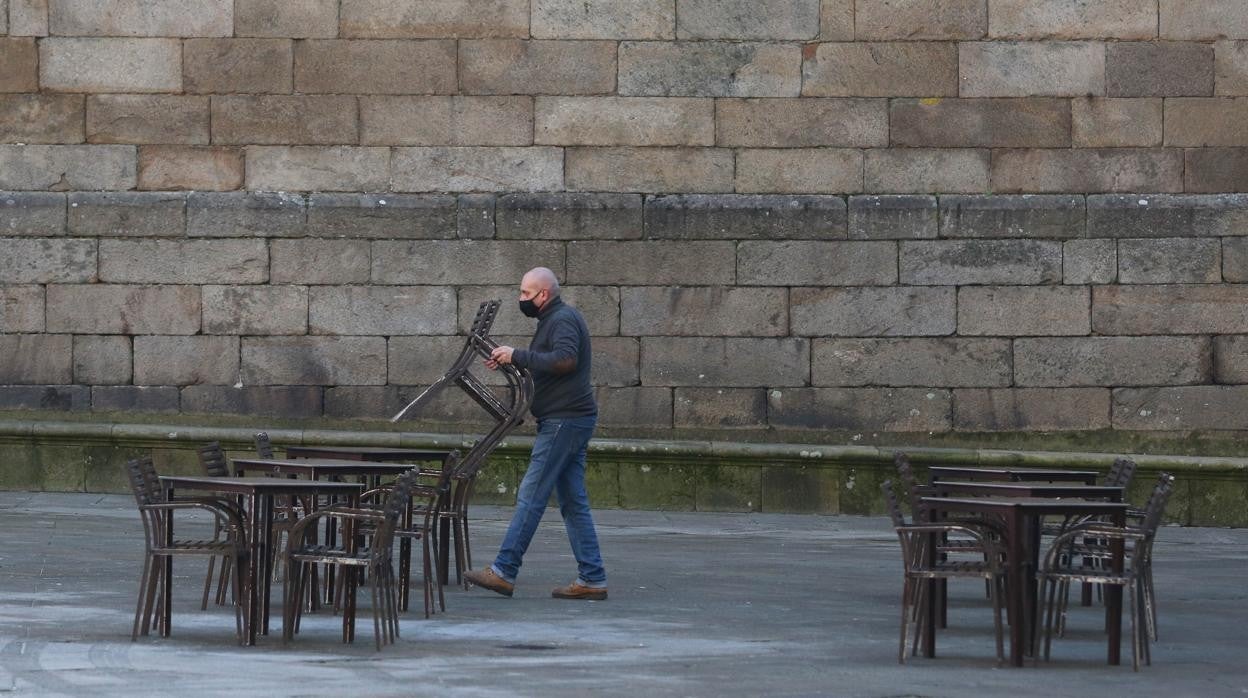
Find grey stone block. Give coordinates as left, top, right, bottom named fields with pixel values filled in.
left=183, top=38, right=294, bottom=94
left=991, top=148, right=1184, bottom=193
left=531, top=0, right=675, bottom=40
left=620, top=286, right=788, bottom=336
left=324, top=385, right=491, bottom=424
left=0, top=385, right=89, bottom=411
left=457, top=194, right=496, bottom=239
left=67, top=192, right=185, bottom=238
left=1016, top=336, right=1212, bottom=387
left=849, top=196, right=937, bottom=240
left=790, top=286, right=955, bottom=337
left=1086, top=194, right=1248, bottom=238
left=372, top=240, right=564, bottom=285
left=863, top=148, right=990, bottom=194
left=187, top=192, right=305, bottom=238
left=0, top=285, right=44, bottom=332
left=133, top=336, right=239, bottom=386
left=361, top=95, right=533, bottom=146
left=309, top=286, right=457, bottom=335
left=1064, top=239, right=1117, bottom=284
left=989, top=0, right=1156, bottom=40
left=91, top=386, right=180, bottom=413
left=340, top=0, right=528, bottom=39
left=734, top=148, right=863, bottom=194
left=767, top=387, right=951, bottom=431
left=716, top=98, right=887, bottom=147
left=1118, top=238, right=1222, bottom=283
left=802, top=42, right=959, bottom=97
left=48, top=0, right=231, bottom=37
left=674, top=387, right=767, bottom=429
left=1072, top=97, right=1163, bottom=147
left=85, top=94, right=209, bottom=144
left=1216, top=40, right=1248, bottom=95
left=460, top=39, right=616, bottom=95
left=536, top=96, right=714, bottom=146
left=8, top=0, right=48, bottom=37
left=307, top=193, right=456, bottom=240
left=0, top=144, right=136, bottom=191
left=640, top=337, right=809, bottom=387
left=1224, top=238, right=1248, bottom=282
left=0, top=334, right=71, bottom=384
left=856, top=0, right=986, bottom=39
left=0, top=192, right=65, bottom=236
left=498, top=193, right=642, bottom=240
left=953, top=388, right=1111, bottom=431
left=387, top=336, right=477, bottom=386
left=565, top=147, right=733, bottom=193
left=294, top=39, right=456, bottom=95
left=181, top=385, right=324, bottom=418
left=1163, top=98, right=1248, bottom=147
left=820, top=0, right=852, bottom=39
left=1107, top=42, right=1214, bottom=97
left=46, top=284, right=200, bottom=335
left=242, top=336, right=387, bottom=386
left=959, top=41, right=1105, bottom=97
left=957, top=286, right=1090, bottom=336
left=1214, top=334, right=1248, bottom=382
left=596, top=386, right=673, bottom=428
left=812, top=338, right=1012, bottom=387
left=566, top=241, right=734, bottom=285
left=738, top=241, right=897, bottom=285
left=890, top=98, right=1071, bottom=148
left=270, top=239, right=370, bottom=285
left=137, top=145, right=244, bottom=192
left=645, top=194, right=847, bottom=240
left=391, top=147, right=564, bottom=193
left=0, top=238, right=97, bottom=284
left=1093, top=284, right=1248, bottom=334
left=201, top=285, right=308, bottom=335
left=38, top=37, right=182, bottom=93
left=98, top=239, right=267, bottom=284
left=0, top=94, right=84, bottom=144
left=591, top=336, right=640, bottom=386
left=457, top=285, right=620, bottom=336
left=899, top=240, right=1063, bottom=285
left=245, top=146, right=391, bottom=192
left=72, top=335, right=131, bottom=385
left=210, top=95, right=357, bottom=145
left=618, top=41, right=801, bottom=97
left=676, top=0, right=819, bottom=39
left=939, top=195, right=1086, bottom=239
left=1161, top=0, right=1248, bottom=40
left=1185, top=147, right=1248, bottom=193
left=1112, top=386, right=1248, bottom=430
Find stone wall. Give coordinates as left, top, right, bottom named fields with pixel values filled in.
left=4, top=1, right=1248, bottom=443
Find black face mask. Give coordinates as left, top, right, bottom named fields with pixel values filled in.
left=519, top=296, right=541, bottom=318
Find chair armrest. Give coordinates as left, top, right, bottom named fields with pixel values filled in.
left=145, top=499, right=245, bottom=529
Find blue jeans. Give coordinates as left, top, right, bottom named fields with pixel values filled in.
left=491, top=415, right=606, bottom=587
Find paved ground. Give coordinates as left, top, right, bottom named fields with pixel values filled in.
left=1, top=492, right=1246, bottom=697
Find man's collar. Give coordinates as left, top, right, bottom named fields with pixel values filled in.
left=538, top=294, right=564, bottom=319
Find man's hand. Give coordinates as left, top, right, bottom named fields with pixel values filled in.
left=484, top=345, right=515, bottom=370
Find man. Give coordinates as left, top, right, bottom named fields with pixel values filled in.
left=463, top=267, right=608, bottom=600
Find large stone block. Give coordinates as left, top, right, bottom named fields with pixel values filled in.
left=954, top=388, right=1111, bottom=431
left=1225, top=238, right=1248, bottom=281
left=457, top=194, right=496, bottom=239
left=340, top=0, right=529, bottom=38
left=1164, top=98, right=1248, bottom=146
left=532, top=0, right=673, bottom=40
left=245, top=146, right=390, bottom=191
left=242, top=336, right=387, bottom=386
left=0, top=191, right=65, bottom=236
left=1086, top=194, right=1248, bottom=237
left=0, top=386, right=88, bottom=411
left=738, top=240, right=897, bottom=285
left=0, top=145, right=136, bottom=190
left=235, top=0, right=337, bottom=38
left=270, top=239, right=370, bottom=284
left=0, top=94, right=82, bottom=143
left=1118, top=238, right=1222, bottom=283
left=1214, top=334, right=1248, bottom=382
left=46, top=284, right=200, bottom=334
left=309, top=286, right=457, bottom=335
left=0, top=238, right=96, bottom=283
left=644, top=194, right=847, bottom=240
left=210, top=95, right=357, bottom=145
left=307, top=193, right=455, bottom=239
left=849, top=195, right=936, bottom=240
left=40, top=38, right=180, bottom=93
left=67, top=192, right=184, bottom=238
left=1094, top=284, right=1248, bottom=334
left=899, top=240, right=1062, bottom=285
left=1216, top=41, right=1248, bottom=95
left=324, top=384, right=492, bottom=424
left=498, top=193, right=642, bottom=240
left=864, top=148, right=990, bottom=193
left=91, top=386, right=179, bottom=413
left=536, top=97, right=714, bottom=146
left=992, top=148, right=1184, bottom=193
left=959, top=41, right=1105, bottom=97
left=0, top=334, right=71, bottom=383
left=890, top=97, right=1070, bottom=147
left=9, top=0, right=48, bottom=36
left=361, top=96, right=532, bottom=146
left=99, top=239, right=267, bottom=284
left=372, top=240, right=565, bottom=284
left=939, top=194, right=1086, bottom=238
left=72, top=335, right=130, bottom=385
left=0, top=38, right=38, bottom=92
left=181, top=385, right=324, bottom=418
left=674, top=387, right=767, bottom=429
left=1064, top=239, right=1117, bottom=284
left=133, top=336, right=238, bottom=386
left=1113, top=386, right=1248, bottom=430
left=184, top=38, right=293, bottom=94
left=186, top=191, right=305, bottom=238
left=734, top=149, right=863, bottom=194
left=49, top=0, right=230, bottom=36
left=790, top=286, right=955, bottom=336
left=387, top=336, right=470, bottom=385
left=1072, top=97, right=1163, bottom=147
left=957, top=285, right=1090, bottom=335
left=201, top=285, right=307, bottom=335
left=138, top=146, right=243, bottom=191
left=456, top=285, right=620, bottom=335
left=1015, top=336, right=1212, bottom=386
left=620, top=286, right=788, bottom=336
left=565, top=147, right=733, bottom=193
left=676, top=0, right=819, bottom=39
left=1160, top=0, right=1248, bottom=40
left=578, top=241, right=732, bottom=283
left=716, top=98, right=887, bottom=147
left=0, top=285, right=44, bottom=332
left=802, top=42, right=958, bottom=97
left=641, top=337, right=809, bottom=386
left=821, top=0, right=852, bottom=39
left=812, top=338, right=1012, bottom=387
left=1107, top=42, right=1214, bottom=97
left=295, top=40, right=456, bottom=95
left=590, top=336, right=640, bottom=386
left=392, top=147, right=563, bottom=193
left=989, top=0, right=1158, bottom=39
left=767, top=387, right=952, bottom=431
left=596, top=386, right=673, bottom=428
left=85, top=95, right=208, bottom=144
left=1185, top=147, right=1248, bottom=193
left=461, top=40, right=616, bottom=95
left=618, top=41, right=800, bottom=97
left=856, top=0, right=986, bottom=39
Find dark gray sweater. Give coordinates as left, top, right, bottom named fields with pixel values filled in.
left=511, top=296, right=597, bottom=419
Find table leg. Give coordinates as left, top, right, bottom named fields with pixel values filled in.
left=1005, top=510, right=1025, bottom=667
left=438, top=513, right=451, bottom=586
left=245, top=493, right=261, bottom=646
left=1107, top=511, right=1125, bottom=665
left=259, top=494, right=274, bottom=635
left=162, top=504, right=173, bottom=637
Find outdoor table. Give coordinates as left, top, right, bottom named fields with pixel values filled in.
left=160, top=475, right=364, bottom=646
left=929, top=481, right=1123, bottom=501
left=283, top=445, right=452, bottom=462
left=927, top=466, right=1100, bottom=485
left=919, top=495, right=1129, bottom=667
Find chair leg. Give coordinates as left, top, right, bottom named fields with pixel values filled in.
left=133, top=553, right=156, bottom=641
left=990, top=574, right=1004, bottom=667
left=231, top=552, right=245, bottom=643
left=201, top=556, right=216, bottom=610
left=1128, top=582, right=1140, bottom=672
left=370, top=567, right=383, bottom=651
left=898, top=576, right=912, bottom=664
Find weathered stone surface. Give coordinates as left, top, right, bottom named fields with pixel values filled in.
left=954, top=388, right=1111, bottom=431
left=1160, top=0, right=1248, bottom=40
left=0, top=238, right=96, bottom=283
left=457, top=194, right=496, bottom=239
left=71, top=335, right=130, bottom=385
left=1016, top=336, right=1212, bottom=386
left=992, top=148, right=1184, bottom=193
left=620, top=286, right=787, bottom=336
left=589, top=336, right=640, bottom=386
left=9, top=0, right=48, bottom=36
left=0, top=192, right=65, bottom=236
left=243, top=337, right=386, bottom=386
left=0, top=335, right=71, bottom=384
left=676, top=0, right=819, bottom=39
left=536, top=97, right=714, bottom=146
left=186, top=192, right=305, bottom=238
left=1113, top=385, right=1248, bottom=430
left=387, top=336, right=471, bottom=385
left=0, top=285, right=43, bottom=332
left=309, top=286, right=457, bottom=335
left=461, top=40, right=617, bottom=95
left=596, top=386, right=673, bottom=428
left=900, top=239, right=1062, bottom=285
left=767, top=387, right=952, bottom=431
left=245, top=146, right=390, bottom=192
left=181, top=385, right=323, bottom=418
left=849, top=196, right=937, bottom=240
left=1107, top=42, right=1214, bottom=97
left=0, top=145, right=136, bottom=191
left=959, top=41, right=1105, bottom=97
left=295, top=40, right=456, bottom=95
left=532, top=0, right=673, bottom=39
left=1064, top=239, right=1117, bottom=284
left=1164, top=98, right=1248, bottom=146
left=864, top=148, right=990, bottom=193
left=0, top=38, right=37, bottom=92
left=957, top=286, right=1090, bottom=335
left=392, top=147, right=564, bottom=192
left=40, top=38, right=180, bottom=92
left=1072, top=97, right=1163, bottom=147
left=270, top=239, right=369, bottom=285
left=674, top=387, right=767, bottom=429
left=201, top=285, right=307, bottom=335
left=457, top=285, right=620, bottom=335
left=1224, top=238, right=1248, bottom=281
left=820, top=0, right=852, bottom=39
left=99, top=240, right=266, bottom=284
left=85, top=95, right=208, bottom=144
left=92, top=386, right=179, bottom=412
left=812, top=338, right=1012, bottom=387
left=67, top=192, right=185, bottom=238
left=989, top=0, right=1158, bottom=39
left=939, top=195, right=1086, bottom=238
left=641, top=337, right=809, bottom=386
left=46, top=284, right=200, bottom=334
left=645, top=194, right=846, bottom=240
left=1213, top=334, right=1248, bottom=382
left=210, top=95, right=357, bottom=145
left=184, top=39, right=293, bottom=94
left=890, top=98, right=1070, bottom=147
left=235, top=0, right=337, bottom=38
left=1094, top=284, right=1248, bottom=334
left=802, top=43, right=958, bottom=97
left=498, top=193, right=642, bottom=240
left=1118, top=238, right=1222, bottom=283
left=0, top=386, right=88, bottom=411
left=133, top=336, right=238, bottom=386
left=341, top=0, right=529, bottom=38
left=324, top=385, right=490, bottom=423
left=1186, top=147, right=1248, bottom=193
left=735, top=149, right=864, bottom=194
left=790, top=286, right=955, bottom=336
left=362, top=96, right=532, bottom=146
left=49, top=0, right=231, bottom=36
left=138, top=146, right=244, bottom=191
left=716, top=98, right=887, bottom=147
left=565, top=147, right=733, bottom=193
left=0, top=94, right=82, bottom=143
left=1086, top=194, right=1248, bottom=237
left=856, top=0, right=985, bottom=39
left=373, top=240, right=565, bottom=284
left=1216, top=41, right=1248, bottom=95
left=738, top=241, right=897, bottom=285
left=618, top=41, right=800, bottom=97
left=307, top=193, right=455, bottom=240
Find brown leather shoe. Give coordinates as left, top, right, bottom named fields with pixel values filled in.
left=464, top=568, right=514, bottom=597
left=551, top=581, right=607, bottom=601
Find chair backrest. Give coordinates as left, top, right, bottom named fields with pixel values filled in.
left=371, top=469, right=420, bottom=558
left=1139, top=472, right=1175, bottom=538
left=892, top=452, right=925, bottom=519
left=198, top=442, right=229, bottom=477
left=881, top=479, right=907, bottom=529
left=125, top=456, right=166, bottom=546
left=1106, top=457, right=1138, bottom=488
left=255, top=432, right=274, bottom=459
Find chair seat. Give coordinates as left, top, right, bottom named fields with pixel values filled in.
left=154, top=539, right=244, bottom=555
left=912, top=560, right=999, bottom=578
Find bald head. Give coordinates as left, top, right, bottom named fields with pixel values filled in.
left=522, top=267, right=560, bottom=296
